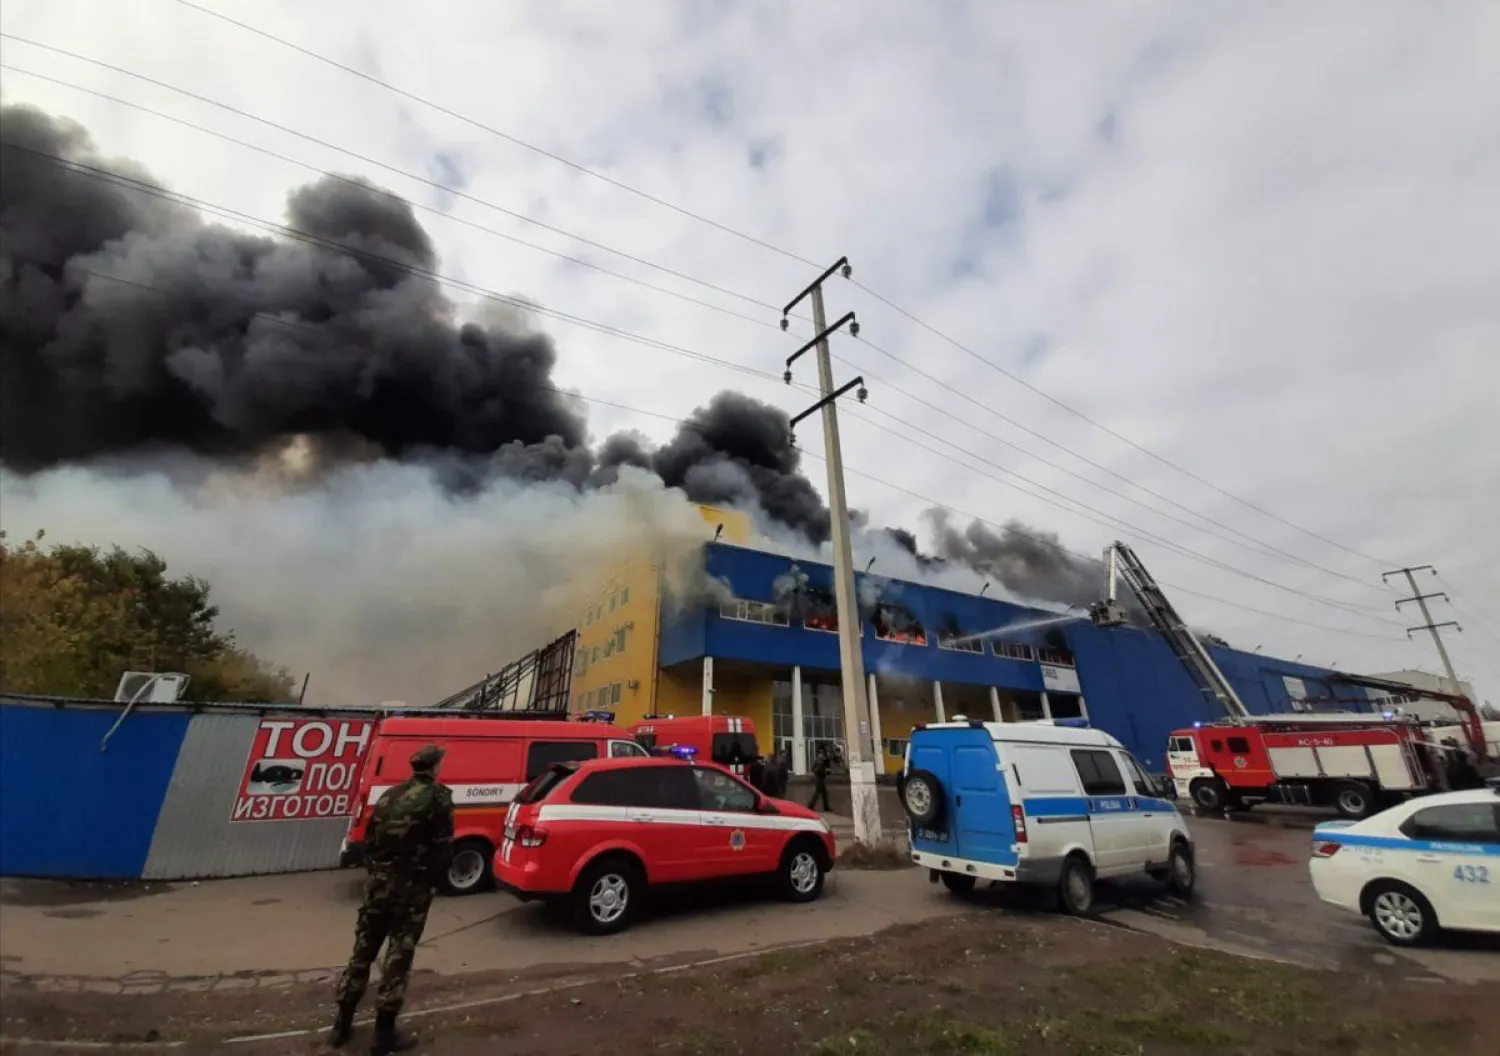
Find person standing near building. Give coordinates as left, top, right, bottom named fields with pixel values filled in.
left=808, top=746, right=833, bottom=812
left=329, top=744, right=454, bottom=1054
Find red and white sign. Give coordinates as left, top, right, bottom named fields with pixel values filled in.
left=230, top=718, right=374, bottom=823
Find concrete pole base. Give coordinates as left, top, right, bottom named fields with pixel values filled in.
left=847, top=761, right=884, bottom=845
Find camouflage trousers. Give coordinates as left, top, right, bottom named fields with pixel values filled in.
left=335, top=872, right=434, bottom=1014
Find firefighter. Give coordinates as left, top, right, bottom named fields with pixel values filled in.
left=329, top=744, right=454, bottom=1054
left=808, top=745, right=833, bottom=812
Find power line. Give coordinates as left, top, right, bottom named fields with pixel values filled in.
left=842, top=335, right=1391, bottom=594
left=159, top=0, right=1398, bottom=569
left=0, top=63, right=789, bottom=337
left=165, top=0, right=821, bottom=268
left=38, top=271, right=1411, bottom=644
left=835, top=404, right=1405, bottom=627
left=835, top=462, right=1407, bottom=643
left=6, top=142, right=1404, bottom=632
left=20, top=252, right=1404, bottom=645
left=0, top=37, right=791, bottom=319
left=1, top=40, right=1395, bottom=601
left=849, top=283, right=1397, bottom=568
left=3, top=142, right=794, bottom=392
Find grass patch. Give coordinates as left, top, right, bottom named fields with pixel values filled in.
left=811, top=1013, right=1011, bottom=1055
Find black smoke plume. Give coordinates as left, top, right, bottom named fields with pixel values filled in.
left=2, top=102, right=1113, bottom=614
left=922, top=509, right=1103, bottom=609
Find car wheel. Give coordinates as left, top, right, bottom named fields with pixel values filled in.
left=1057, top=854, right=1095, bottom=916
left=901, top=769, right=945, bottom=827
left=779, top=840, right=827, bottom=903
left=940, top=872, right=977, bottom=896
left=571, top=856, right=642, bottom=935
left=1190, top=778, right=1228, bottom=814
left=440, top=838, right=493, bottom=896
left=1333, top=781, right=1374, bottom=820
left=1165, top=840, right=1195, bottom=899
left=1365, top=881, right=1437, bottom=947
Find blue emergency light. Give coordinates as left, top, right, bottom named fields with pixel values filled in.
left=667, top=744, right=698, bottom=760
left=1052, top=717, right=1091, bottom=729
left=581, top=710, right=616, bottom=723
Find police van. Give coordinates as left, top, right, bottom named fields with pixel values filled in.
left=901, top=718, right=1195, bottom=914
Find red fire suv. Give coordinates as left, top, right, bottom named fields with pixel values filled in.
left=493, top=755, right=836, bottom=934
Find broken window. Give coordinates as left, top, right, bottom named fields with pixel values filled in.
left=874, top=602, right=927, bottom=646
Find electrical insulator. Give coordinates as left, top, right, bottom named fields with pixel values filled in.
left=780, top=317, right=789, bottom=331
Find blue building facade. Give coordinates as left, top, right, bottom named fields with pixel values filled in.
left=658, top=543, right=1372, bottom=774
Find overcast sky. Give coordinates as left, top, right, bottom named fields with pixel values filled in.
left=3, top=0, right=1497, bottom=705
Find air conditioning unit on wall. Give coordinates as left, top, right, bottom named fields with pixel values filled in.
left=113, top=671, right=190, bottom=704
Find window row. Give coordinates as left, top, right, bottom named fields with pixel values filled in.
left=572, top=682, right=624, bottom=711
left=582, top=585, right=631, bottom=626
left=572, top=627, right=630, bottom=674
left=718, top=596, right=1073, bottom=666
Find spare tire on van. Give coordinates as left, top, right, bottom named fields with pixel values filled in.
left=901, top=769, right=945, bottom=827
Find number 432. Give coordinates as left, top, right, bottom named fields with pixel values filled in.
left=1453, top=864, right=1490, bottom=883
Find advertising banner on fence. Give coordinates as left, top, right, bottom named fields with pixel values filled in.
left=231, top=717, right=373, bottom=823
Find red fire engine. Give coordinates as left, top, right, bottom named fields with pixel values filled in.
left=1165, top=714, right=1450, bottom=819
left=1089, top=542, right=1491, bottom=821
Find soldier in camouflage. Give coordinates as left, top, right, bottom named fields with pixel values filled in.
left=329, top=744, right=455, bottom=1054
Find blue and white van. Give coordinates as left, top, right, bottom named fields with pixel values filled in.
left=901, top=719, right=1195, bottom=914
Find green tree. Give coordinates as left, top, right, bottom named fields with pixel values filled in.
left=0, top=529, right=296, bottom=702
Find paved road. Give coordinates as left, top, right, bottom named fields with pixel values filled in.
left=2, top=813, right=1494, bottom=992
left=1092, top=814, right=1500, bottom=984
left=0, top=866, right=961, bottom=989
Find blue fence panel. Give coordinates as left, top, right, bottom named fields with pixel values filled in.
left=0, top=703, right=190, bottom=878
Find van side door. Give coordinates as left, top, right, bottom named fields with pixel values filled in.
left=1008, top=744, right=1090, bottom=868
left=1070, top=748, right=1134, bottom=877
left=949, top=729, right=1016, bottom=868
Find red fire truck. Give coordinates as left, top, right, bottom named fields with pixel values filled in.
left=1165, top=714, right=1449, bottom=819
left=1089, top=541, right=1491, bottom=821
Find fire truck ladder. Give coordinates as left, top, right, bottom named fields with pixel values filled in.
left=1089, top=542, right=1251, bottom=721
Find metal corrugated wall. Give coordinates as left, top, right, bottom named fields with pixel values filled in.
left=0, top=701, right=191, bottom=878
left=142, top=712, right=357, bottom=880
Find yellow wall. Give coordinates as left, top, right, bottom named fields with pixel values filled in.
left=568, top=503, right=752, bottom=727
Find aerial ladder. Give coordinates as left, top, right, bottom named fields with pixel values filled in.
left=1088, top=541, right=1492, bottom=764
left=1088, top=541, right=1251, bottom=720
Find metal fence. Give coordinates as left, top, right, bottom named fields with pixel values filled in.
left=0, top=696, right=380, bottom=881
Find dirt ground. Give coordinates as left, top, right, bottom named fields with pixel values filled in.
left=3, top=912, right=1494, bottom=1055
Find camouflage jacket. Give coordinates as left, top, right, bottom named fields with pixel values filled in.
left=364, top=773, right=455, bottom=879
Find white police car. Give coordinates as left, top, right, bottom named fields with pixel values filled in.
left=902, top=718, right=1194, bottom=914
left=1308, top=781, right=1500, bottom=946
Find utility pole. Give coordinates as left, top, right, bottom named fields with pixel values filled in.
left=1383, top=564, right=1464, bottom=690
left=781, top=257, right=882, bottom=846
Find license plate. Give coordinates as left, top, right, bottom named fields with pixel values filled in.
left=916, top=827, right=949, bottom=843
left=503, top=824, right=517, bottom=840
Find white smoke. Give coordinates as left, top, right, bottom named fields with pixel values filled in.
left=0, top=458, right=717, bottom=707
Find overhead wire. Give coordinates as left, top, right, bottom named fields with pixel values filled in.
left=38, top=264, right=1408, bottom=645
left=8, top=140, right=1411, bottom=640
left=1, top=44, right=1399, bottom=609
left=159, top=0, right=1400, bottom=570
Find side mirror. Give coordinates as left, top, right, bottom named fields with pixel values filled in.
left=758, top=799, right=781, bottom=815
